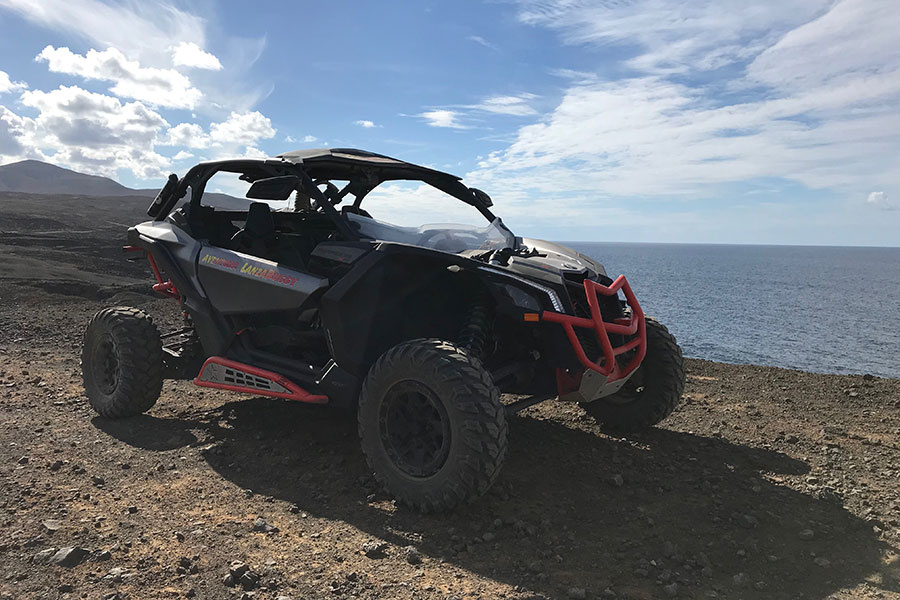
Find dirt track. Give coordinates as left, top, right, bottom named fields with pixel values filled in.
left=0, top=282, right=898, bottom=600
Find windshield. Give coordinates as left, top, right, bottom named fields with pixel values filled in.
left=346, top=212, right=515, bottom=254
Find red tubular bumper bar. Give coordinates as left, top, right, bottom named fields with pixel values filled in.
left=541, top=275, right=646, bottom=383
left=123, top=245, right=180, bottom=300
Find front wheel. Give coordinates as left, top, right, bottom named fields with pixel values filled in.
left=358, top=339, right=507, bottom=512
left=81, top=307, right=164, bottom=418
left=581, top=316, right=685, bottom=433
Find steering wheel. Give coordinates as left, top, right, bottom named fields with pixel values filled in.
left=312, top=180, right=342, bottom=210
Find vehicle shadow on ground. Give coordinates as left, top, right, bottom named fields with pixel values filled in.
left=95, top=398, right=895, bottom=599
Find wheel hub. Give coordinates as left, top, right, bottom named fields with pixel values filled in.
left=379, top=380, right=451, bottom=478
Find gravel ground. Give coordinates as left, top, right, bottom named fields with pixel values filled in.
left=1, top=283, right=899, bottom=600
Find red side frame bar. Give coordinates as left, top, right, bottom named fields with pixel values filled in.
left=541, top=275, right=646, bottom=383
left=124, top=245, right=180, bottom=300
left=194, top=356, right=328, bottom=404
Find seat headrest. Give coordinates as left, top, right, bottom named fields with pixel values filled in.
left=244, top=202, right=275, bottom=238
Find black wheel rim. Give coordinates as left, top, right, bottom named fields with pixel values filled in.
left=92, top=334, right=119, bottom=395
left=379, top=380, right=451, bottom=478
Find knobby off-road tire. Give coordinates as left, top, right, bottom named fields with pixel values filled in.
left=358, top=339, right=507, bottom=512
left=582, top=317, right=685, bottom=433
left=81, top=307, right=164, bottom=418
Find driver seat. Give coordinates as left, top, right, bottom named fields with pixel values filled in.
left=231, top=202, right=276, bottom=257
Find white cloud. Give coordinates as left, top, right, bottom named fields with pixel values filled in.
left=419, top=109, right=467, bottom=129
left=170, top=41, right=222, bottom=70
left=286, top=134, right=318, bottom=143
left=241, top=146, right=268, bottom=159
left=3, top=85, right=171, bottom=177
left=0, top=0, right=209, bottom=64
left=354, top=119, right=376, bottom=128
left=209, top=111, right=275, bottom=145
left=164, top=122, right=209, bottom=148
left=514, top=0, right=827, bottom=74
left=866, top=191, right=898, bottom=211
left=0, top=70, right=27, bottom=94
left=172, top=150, right=193, bottom=160
left=0, top=106, right=33, bottom=157
left=469, top=0, right=900, bottom=216
left=36, top=45, right=202, bottom=109
left=467, top=35, right=498, bottom=51
left=469, top=94, right=537, bottom=116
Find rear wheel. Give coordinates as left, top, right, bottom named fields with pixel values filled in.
left=81, top=307, right=164, bottom=418
left=358, top=339, right=507, bottom=512
left=581, top=317, right=684, bottom=432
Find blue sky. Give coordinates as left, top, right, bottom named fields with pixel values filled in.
left=0, top=0, right=898, bottom=246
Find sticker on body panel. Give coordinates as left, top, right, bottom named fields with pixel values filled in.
left=198, top=249, right=301, bottom=288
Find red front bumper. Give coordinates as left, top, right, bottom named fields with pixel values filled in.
left=541, top=275, right=647, bottom=390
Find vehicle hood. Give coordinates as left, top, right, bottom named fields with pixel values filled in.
left=504, top=238, right=607, bottom=284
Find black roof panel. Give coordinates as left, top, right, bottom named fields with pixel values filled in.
left=277, top=148, right=460, bottom=180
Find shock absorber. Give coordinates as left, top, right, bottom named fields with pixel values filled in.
left=458, top=291, right=492, bottom=360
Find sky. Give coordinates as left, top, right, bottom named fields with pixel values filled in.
left=0, top=0, right=898, bottom=246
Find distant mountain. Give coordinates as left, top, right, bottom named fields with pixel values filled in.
left=0, top=159, right=252, bottom=209
left=0, top=159, right=154, bottom=197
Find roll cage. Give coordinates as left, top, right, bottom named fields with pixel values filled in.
left=146, top=148, right=502, bottom=243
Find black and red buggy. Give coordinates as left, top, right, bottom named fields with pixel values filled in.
left=81, top=148, right=684, bottom=511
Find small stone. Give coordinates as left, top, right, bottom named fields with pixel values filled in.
left=405, top=546, right=423, bottom=565
left=17, top=455, right=28, bottom=464
left=663, top=582, right=679, bottom=597
left=223, top=573, right=235, bottom=587
left=91, top=475, right=105, bottom=486
left=126, top=506, right=138, bottom=514
left=610, top=474, right=625, bottom=487
left=41, top=519, right=62, bottom=532
left=568, top=587, right=587, bottom=599
left=58, top=583, right=74, bottom=593
left=102, top=567, right=131, bottom=583
left=174, top=531, right=185, bottom=542
left=482, top=532, right=496, bottom=543
left=289, top=504, right=300, bottom=514
left=362, top=540, right=388, bottom=558
left=252, top=517, right=277, bottom=533
left=179, top=556, right=192, bottom=569
left=732, top=572, right=747, bottom=586
left=229, top=562, right=250, bottom=578
left=798, top=529, right=815, bottom=541
left=93, top=550, right=112, bottom=561
left=814, top=557, right=831, bottom=567
left=49, top=547, right=90, bottom=568
left=49, top=460, right=63, bottom=471
left=239, top=571, right=259, bottom=590
left=32, top=548, right=57, bottom=564
left=785, top=434, right=799, bottom=444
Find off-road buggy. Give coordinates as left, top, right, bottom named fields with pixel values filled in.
left=81, top=148, right=685, bottom=511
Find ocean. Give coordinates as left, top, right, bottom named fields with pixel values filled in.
left=566, top=242, right=900, bottom=379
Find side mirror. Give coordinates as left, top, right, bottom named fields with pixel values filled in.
left=247, top=175, right=300, bottom=200
left=470, top=187, right=493, bottom=208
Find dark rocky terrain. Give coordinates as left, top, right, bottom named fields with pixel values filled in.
left=0, top=180, right=898, bottom=599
